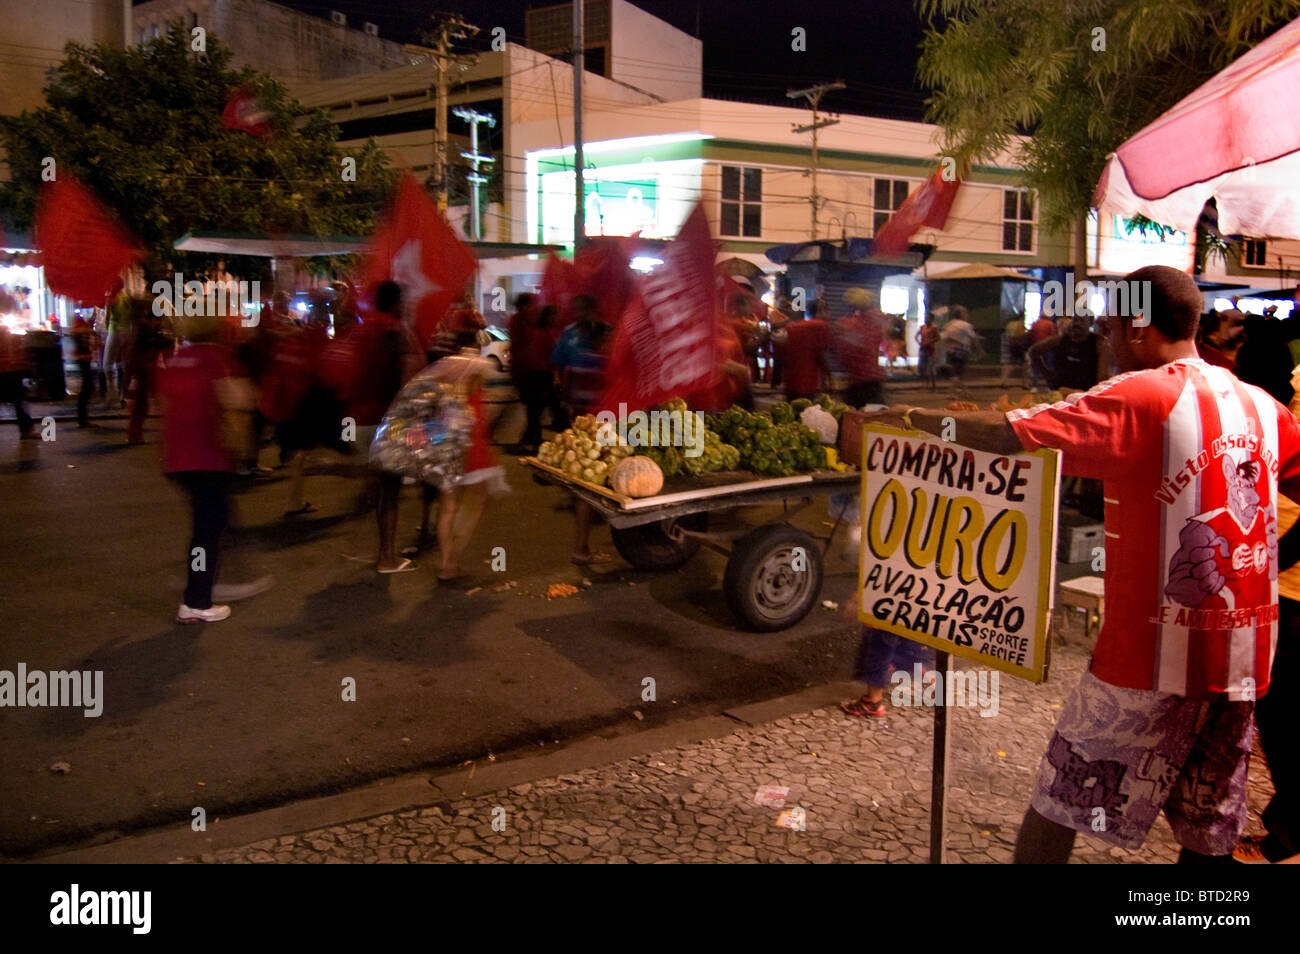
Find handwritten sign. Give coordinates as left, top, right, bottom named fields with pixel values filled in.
left=857, top=424, right=1060, bottom=682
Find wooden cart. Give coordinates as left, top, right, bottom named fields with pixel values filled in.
left=523, top=457, right=860, bottom=632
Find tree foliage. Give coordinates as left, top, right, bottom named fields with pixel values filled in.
left=916, top=0, right=1300, bottom=236
left=0, top=24, right=396, bottom=279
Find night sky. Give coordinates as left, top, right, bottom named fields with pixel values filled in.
left=252, top=0, right=931, bottom=121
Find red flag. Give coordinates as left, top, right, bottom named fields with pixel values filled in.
left=221, top=87, right=273, bottom=138
left=574, top=236, right=636, bottom=327
left=362, top=174, right=477, bottom=348
left=598, top=204, right=718, bottom=412
left=872, top=167, right=961, bottom=259
left=538, top=252, right=578, bottom=314
left=33, top=175, right=142, bottom=305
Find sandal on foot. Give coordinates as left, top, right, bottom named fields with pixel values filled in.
left=841, top=696, right=887, bottom=718
left=378, top=558, right=416, bottom=574
left=571, top=550, right=614, bottom=566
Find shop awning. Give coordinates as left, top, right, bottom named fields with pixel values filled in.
left=173, top=231, right=563, bottom=260
left=1095, top=16, right=1300, bottom=237
left=922, top=263, right=1038, bottom=282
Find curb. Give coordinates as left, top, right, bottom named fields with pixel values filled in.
left=28, top=681, right=864, bottom=865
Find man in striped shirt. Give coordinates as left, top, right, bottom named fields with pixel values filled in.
left=900, top=265, right=1300, bottom=864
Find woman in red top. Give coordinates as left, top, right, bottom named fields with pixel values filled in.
left=161, top=314, right=236, bottom=623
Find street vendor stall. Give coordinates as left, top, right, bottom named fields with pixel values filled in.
left=523, top=396, right=859, bottom=631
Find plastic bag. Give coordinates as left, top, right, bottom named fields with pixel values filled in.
left=800, top=404, right=838, bottom=444
left=368, top=357, right=480, bottom=490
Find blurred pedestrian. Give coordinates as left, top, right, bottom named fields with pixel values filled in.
left=917, top=314, right=941, bottom=390
left=782, top=306, right=833, bottom=403
left=432, top=340, right=510, bottom=584
left=127, top=298, right=168, bottom=444
left=551, top=294, right=613, bottom=564
left=0, top=324, right=34, bottom=438
left=841, top=626, right=935, bottom=718
left=1028, top=315, right=1110, bottom=393
left=686, top=318, right=751, bottom=413
left=1197, top=310, right=1243, bottom=370
left=262, top=291, right=333, bottom=516
left=1027, top=313, right=1058, bottom=388
left=834, top=287, right=888, bottom=408
left=939, top=304, right=982, bottom=391
left=72, top=314, right=96, bottom=427
left=999, top=313, right=1030, bottom=387
left=351, top=281, right=424, bottom=573
left=509, top=293, right=560, bottom=453
left=1236, top=297, right=1300, bottom=405
left=767, top=295, right=794, bottom=389
left=161, top=313, right=237, bottom=623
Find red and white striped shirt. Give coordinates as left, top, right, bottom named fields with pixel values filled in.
left=1008, top=358, right=1300, bottom=699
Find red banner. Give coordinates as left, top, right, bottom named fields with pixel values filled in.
left=33, top=175, right=142, bottom=306
left=872, top=167, right=961, bottom=259
left=361, top=173, right=477, bottom=348
left=574, top=237, right=636, bottom=327
left=538, top=252, right=578, bottom=315
left=598, top=204, right=718, bottom=412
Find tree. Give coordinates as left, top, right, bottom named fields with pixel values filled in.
left=0, top=24, right=396, bottom=281
left=916, top=0, right=1300, bottom=277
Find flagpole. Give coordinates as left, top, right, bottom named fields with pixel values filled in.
left=573, top=0, right=585, bottom=251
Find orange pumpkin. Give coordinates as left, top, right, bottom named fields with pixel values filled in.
left=611, top=456, right=664, bottom=497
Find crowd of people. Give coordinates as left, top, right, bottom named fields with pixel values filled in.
left=9, top=261, right=1300, bottom=866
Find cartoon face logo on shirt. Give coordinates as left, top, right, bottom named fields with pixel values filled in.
left=1223, top=456, right=1261, bottom=533
left=1164, top=453, right=1273, bottom=608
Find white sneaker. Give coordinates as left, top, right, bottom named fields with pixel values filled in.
left=177, top=604, right=231, bottom=623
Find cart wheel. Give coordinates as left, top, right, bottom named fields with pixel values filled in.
left=724, top=524, right=822, bottom=631
left=610, top=514, right=705, bottom=571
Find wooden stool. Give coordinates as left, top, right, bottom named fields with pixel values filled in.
left=1057, top=576, right=1105, bottom=641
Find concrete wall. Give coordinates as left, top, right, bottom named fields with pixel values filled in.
left=608, top=0, right=701, bottom=102
left=134, top=0, right=410, bottom=86
left=0, top=0, right=127, bottom=119
left=512, top=97, right=1071, bottom=267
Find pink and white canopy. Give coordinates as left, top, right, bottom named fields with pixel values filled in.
left=1094, top=16, right=1300, bottom=237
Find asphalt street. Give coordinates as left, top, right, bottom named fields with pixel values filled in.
left=0, top=396, right=876, bottom=856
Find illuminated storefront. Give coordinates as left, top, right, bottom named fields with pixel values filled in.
left=526, top=133, right=711, bottom=246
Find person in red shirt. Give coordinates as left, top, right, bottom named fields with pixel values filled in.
left=1197, top=308, right=1245, bottom=371
left=509, top=293, right=562, bottom=452
left=160, top=314, right=237, bottom=623
left=782, top=312, right=833, bottom=402
left=687, top=320, right=751, bottom=413
left=834, top=288, right=888, bottom=408
left=1027, top=314, right=1058, bottom=388
left=892, top=266, right=1300, bottom=864
left=351, top=281, right=425, bottom=573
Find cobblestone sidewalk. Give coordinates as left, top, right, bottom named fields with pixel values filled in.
left=193, top=639, right=1275, bottom=864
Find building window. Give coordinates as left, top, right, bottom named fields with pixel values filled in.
left=1243, top=238, right=1268, bottom=267
left=1003, top=189, right=1035, bottom=252
left=721, top=166, right=762, bottom=237
left=873, top=178, right=911, bottom=233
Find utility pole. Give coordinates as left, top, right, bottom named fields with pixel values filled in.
left=419, top=13, right=479, bottom=212
left=454, top=107, right=497, bottom=240
left=788, top=81, right=844, bottom=241
left=573, top=0, right=586, bottom=249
